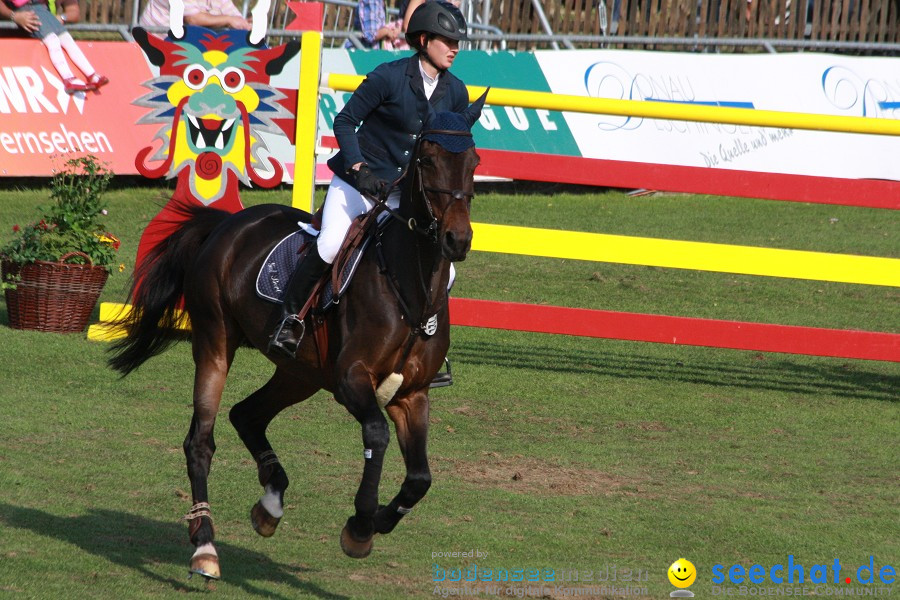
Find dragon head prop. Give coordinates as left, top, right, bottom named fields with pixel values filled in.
left=132, top=0, right=299, bottom=205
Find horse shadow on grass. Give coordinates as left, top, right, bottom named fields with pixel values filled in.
left=453, top=338, right=899, bottom=402
left=0, top=503, right=347, bottom=599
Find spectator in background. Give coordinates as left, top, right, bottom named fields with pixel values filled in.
left=139, top=0, right=251, bottom=30
left=0, top=0, right=108, bottom=94
left=387, top=0, right=410, bottom=49
left=347, top=0, right=401, bottom=49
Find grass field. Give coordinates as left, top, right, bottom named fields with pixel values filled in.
left=0, top=182, right=897, bottom=599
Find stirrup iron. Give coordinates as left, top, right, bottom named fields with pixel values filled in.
left=429, top=357, right=453, bottom=388
left=268, top=314, right=305, bottom=358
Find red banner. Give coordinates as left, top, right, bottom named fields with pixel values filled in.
left=0, top=39, right=157, bottom=176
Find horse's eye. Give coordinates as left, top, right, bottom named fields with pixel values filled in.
left=418, top=156, right=433, bottom=167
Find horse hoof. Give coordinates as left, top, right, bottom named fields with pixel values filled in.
left=189, top=553, right=221, bottom=580
left=340, top=524, right=373, bottom=558
left=250, top=502, right=280, bottom=537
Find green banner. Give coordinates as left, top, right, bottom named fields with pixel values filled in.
left=324, top=50, right=581, bottom=156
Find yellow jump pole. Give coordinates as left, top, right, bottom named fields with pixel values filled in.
left=470, top=223, right=900, bottom=288
left=327, top=73, right=900, bottom=137
left=292, top=31, right=323, bottom=212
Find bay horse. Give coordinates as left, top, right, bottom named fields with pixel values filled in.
left=108, top=96, right=486, bottom=580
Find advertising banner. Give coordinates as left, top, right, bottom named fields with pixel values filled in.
left=341, top=49, right=582, bottom=156
left=535, top=50, right=900, bottom=180
left=0, top=39, right=157, bottom=177
left=3, top=39, right=899, bottom=184
left=264, top=48, right=583, bottom=184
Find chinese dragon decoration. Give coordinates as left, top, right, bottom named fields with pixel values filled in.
left=131, top=0, right=299, bottom=271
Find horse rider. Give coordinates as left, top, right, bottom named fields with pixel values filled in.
left=268, top=0, right=471, bottom=374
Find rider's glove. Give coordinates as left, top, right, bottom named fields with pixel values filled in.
left=353, top=164, right=387, bottom=199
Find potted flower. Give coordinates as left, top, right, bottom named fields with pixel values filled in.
left=1, top=155, right=119, bottom=333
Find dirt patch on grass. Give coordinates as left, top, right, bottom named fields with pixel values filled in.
left=435, top=453, right=639, bottom=496
left=345, top=570, right=423, bottom=593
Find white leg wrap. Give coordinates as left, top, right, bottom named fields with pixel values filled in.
left=375, top=372, right=404, bottom=409
left=260, top=485, right=284, bottom=518
left=192, top=543, right=217, bottom=559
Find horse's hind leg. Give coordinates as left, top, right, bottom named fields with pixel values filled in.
left=229, top=368, right=319, bottom=537
left=374, top=390, right=431, bottom=536
left=183, top=332, right=237, bottom=581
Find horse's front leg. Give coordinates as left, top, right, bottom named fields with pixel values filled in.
left=374, top=389, right=431, bottom=535
left=183, top=354, right=230, bottom=580
left=338, top=362, right=391, bottom=558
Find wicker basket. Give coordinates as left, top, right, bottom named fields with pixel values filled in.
left=2, top=251, right=109, bottom=333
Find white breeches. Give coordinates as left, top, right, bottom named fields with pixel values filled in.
left=315, top=175, right=455, bottom=289
left=316, top=175, right=399, bottom=264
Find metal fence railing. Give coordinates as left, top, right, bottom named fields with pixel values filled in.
left=1, top=0, right=897, bottom=53
left=465, top=0, right=900, bottom=51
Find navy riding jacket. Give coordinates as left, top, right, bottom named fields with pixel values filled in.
left=327, top=54, right=469, bottom=188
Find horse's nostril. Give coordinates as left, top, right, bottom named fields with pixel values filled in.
left=444, top=231, right=456, bottom=247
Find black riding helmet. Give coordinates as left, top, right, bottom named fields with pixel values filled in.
left=405, top=1, right=468, bottom=51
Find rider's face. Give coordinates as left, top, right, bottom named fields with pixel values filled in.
left=424, top=35, right=459, bottom=71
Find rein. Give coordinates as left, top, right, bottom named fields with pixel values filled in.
left=374, top=127, right=475, bottom=373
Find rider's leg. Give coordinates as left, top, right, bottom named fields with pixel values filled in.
left=268, top=177, right=373, bottom=358
left=317, top=176, right=384, bottom=263
left=267, top=242, right=330, bottom=358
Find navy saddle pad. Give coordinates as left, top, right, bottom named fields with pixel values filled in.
left=255, top=228, right=371, bottom=312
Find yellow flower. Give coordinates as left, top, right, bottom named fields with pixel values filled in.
left=95, top=232, right=121, bottom=248
left=118, top=263, right=126, bottom=273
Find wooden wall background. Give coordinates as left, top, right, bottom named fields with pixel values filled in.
left=81, top=0, right=900, bottom=51
left=475, top=0, right=900, bottom=49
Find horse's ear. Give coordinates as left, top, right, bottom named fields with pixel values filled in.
left=462, top=88, right=489, bottom=128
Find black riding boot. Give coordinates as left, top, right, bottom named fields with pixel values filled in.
left=267, top=245, right=330, bottom=358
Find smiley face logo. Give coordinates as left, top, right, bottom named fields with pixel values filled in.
left=668, top=558, right=697, bottom=588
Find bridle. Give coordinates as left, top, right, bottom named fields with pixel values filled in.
left=380, top=129, right=476, bottom=242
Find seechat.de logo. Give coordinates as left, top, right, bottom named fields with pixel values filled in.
left=711, top=555, right=896, bottom=586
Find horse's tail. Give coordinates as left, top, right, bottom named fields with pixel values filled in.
left=108, top=206, right=230, bottom=376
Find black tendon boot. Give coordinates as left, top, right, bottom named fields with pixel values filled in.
left=268, top=244, right=331, bottom=358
